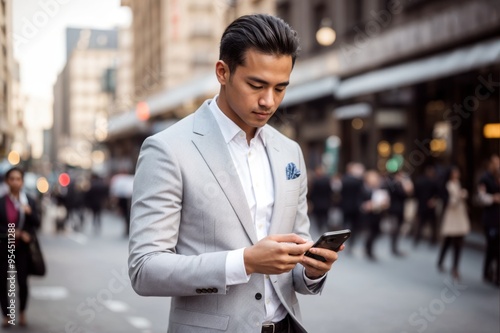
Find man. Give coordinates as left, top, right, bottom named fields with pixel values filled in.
left=413, top=164, right=439, bottom=247
left=129, top=14, right=342, bottom=333
left=308, top=165, right=333, bottom=233
left=477, top=155, right=500, bottom=286
left=384, top=170, right=413, bottom=256
left=340, top=162, right=365, bottom=249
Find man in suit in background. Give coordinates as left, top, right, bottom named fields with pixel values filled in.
left=413, top=164, right=439, bottom=247
left=340, top=162, right=365, bottom=250
left=129, top=14, right=343, bottom=333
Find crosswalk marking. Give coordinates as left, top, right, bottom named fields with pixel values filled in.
left=102, top=300, right=130, bottom=312
left=67, top=232, right=88, bottom=244
left=31, top=286, right=69, bottom=300
left=128, top=317, right=152, bottom=330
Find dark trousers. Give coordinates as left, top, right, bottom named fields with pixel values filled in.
left=117, top=198, right=131, bottom=236
left=389, top=212, right=404, bottom=253
left=414, top=210, right=438, bottom=246
left=0, top=240, right=30, bottom=317
left=483, top=227, right=500, bottom=283
left=437, top=236, right=464, bottom=271
left=90, top=207, right=102, bottom=231
left=313, top=209, right=329, bottom=233
left=343, top=211, right=361, bottom=247
left=365, top=215, right=381, bottom=259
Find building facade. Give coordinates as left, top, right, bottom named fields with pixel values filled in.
left=273, top=0, right=500, bottom=228
left=106, top=0, right=499, bottom=229
left=0, top=0, right=12, bottom=161
left=52, top=28, right=118, bottom=170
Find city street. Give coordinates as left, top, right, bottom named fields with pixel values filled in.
left=8, top=206, right=500, bottom=333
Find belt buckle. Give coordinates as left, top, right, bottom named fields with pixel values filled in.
left=262, top=322, right=275, bottom=333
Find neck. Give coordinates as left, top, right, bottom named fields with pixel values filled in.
left=10, top=191, right=20, bottom=199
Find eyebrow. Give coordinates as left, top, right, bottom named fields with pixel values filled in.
left=247, top=76, right=290, bottom=87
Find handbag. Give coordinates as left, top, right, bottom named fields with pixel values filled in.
left=27, top=232, right=46, bottom=276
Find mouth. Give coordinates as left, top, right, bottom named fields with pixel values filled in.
left=253, top=111, right=272, bottom=119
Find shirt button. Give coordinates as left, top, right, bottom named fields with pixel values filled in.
left=255, top=293, right=262, bottom=300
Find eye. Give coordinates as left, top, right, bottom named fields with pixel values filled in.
left=249, top=83, right=262, bottom=90
left=275, top=87, right=286, bottom=93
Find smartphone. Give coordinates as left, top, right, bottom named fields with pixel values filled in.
left=304, top=229, right=351, bottom=262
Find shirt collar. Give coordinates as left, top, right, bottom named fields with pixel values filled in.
left=209, top=95, right=267, bottom=146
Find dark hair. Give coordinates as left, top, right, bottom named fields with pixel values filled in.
left=219, top=14, right=300, bottom=74
left=5, top=167, right=24, bottom=179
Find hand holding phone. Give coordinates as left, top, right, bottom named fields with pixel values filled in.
left=304, top=229, right=351, bottom=262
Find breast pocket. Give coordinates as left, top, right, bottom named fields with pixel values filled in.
left=285, top=177, right=301, bottom=207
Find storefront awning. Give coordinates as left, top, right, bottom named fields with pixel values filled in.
left=147, top=74, right=219, bottom=118
left=281, top=76, right=338, bottom=108
left=333, top=103, right=371, bottom=119
left=336, top=37, right=500, bottom=100
left=107, top=73, right=218, bottom=139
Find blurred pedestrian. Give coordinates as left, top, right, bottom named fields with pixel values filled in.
left=51, top=185, right=68, bottom=233
left=413, top=164, right=439, bottom=247
left=85, top=174, right=109, bottom=233
left=110, top=172, right=133, bottom=237
left=361, top=170, right=390, bottom=261
left=0, top=167, right=41, bottom=327
left=477, top=154, right=500, bottom=286
left=384, top=170, right=413, bottom=256
left=128, top=14, right=343, bottom=332
left=340, top=162, right=365, bottom=249
left=309, top=165, right=333, bottom=233
left=437, top=166, right=470, bottom=281
left=64, top=180, right=86, bottom=232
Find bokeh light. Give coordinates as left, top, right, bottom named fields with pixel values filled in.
left=58, top=173, right=71, bottom=187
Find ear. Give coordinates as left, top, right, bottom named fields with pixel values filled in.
left=215, top=60, right=230, bottom=85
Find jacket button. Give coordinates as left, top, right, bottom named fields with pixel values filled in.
left=255, top=293, right=262, bottom=300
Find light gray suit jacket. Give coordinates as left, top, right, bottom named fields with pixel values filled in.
left=129, top=100, right=325, bottom=332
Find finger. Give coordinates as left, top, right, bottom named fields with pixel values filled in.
left=285, top=242, right=313, bottom=256
left=301, top=260, right=328, bottom=277
left=306, top=247, right=339, bottom=263
left=270, top=233, right=308, bottom=244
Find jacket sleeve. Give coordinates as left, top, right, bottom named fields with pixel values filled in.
left=128, top=135, right=228, bottom=297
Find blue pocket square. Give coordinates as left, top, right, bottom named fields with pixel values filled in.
left=286, top=162, right=301, bottom=180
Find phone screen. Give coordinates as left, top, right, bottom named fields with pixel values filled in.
left=304, top=229, right=351, bottom=262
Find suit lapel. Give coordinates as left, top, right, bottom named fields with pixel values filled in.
left=191, top=102, right=258, bottom=244
left=265, top=128, right=287, bottom=236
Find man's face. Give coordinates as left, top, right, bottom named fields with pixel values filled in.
left=6, top=170, right=23, bottom=194
left=216, top=48, right=293, bottom=138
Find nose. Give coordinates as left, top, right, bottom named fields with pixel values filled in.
left=258, top=89, right=275, bottom=110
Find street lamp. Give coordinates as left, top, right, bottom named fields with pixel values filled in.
left=316, top=18, right=336, bottom=46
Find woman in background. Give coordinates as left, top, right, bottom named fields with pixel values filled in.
left=437, top=166, right=470, bottom=281
left=0, top=167, right=40, bottom=327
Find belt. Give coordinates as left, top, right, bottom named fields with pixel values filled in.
left=262, top=315, right=290, bottom=333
